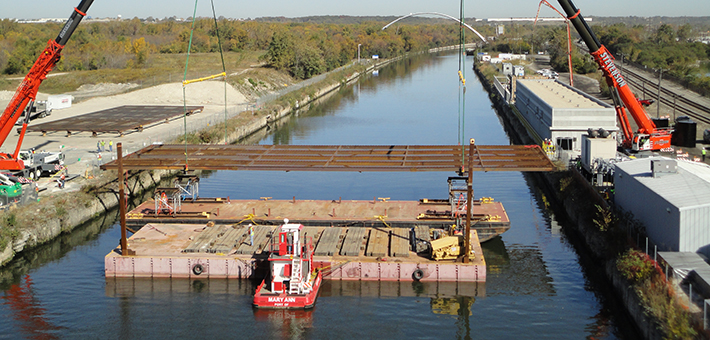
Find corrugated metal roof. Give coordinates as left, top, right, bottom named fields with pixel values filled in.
left=616, top=157, right=710, bottom=210
left=659, top=252, right=710, bottom=295
left=517, top=79, right=605, bottom=109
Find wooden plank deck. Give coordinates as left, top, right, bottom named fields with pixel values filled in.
left=107, top=223, right=487, bottom=282
left=209, top=226, right=246, bottom=254
left=414, top=225, right=431, bottom=253
left=391, top=228, right=410, bottom=257
left=366, top=228, right=389, bottom=257
left=235, top=226, right=272, bottom=254
left=314, top=227, right=343, bottom=256
left=340, top=227, right=366, bottom=256
left=302, top=227, right=321, bottom=245
left=183, top=224, right=226, bottom=253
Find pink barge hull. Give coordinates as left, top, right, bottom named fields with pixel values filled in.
left=105, top=224, right=486, bottom=282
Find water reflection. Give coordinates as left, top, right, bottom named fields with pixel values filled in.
left=105, top=278, right=484, bottom=315
left=2, top=275, right=63, bottom=340
left=265, top=53, right=450, bottom=147
left=0, top=208, right=119, bottom=290
left=480, top=236, right=510, bottom=269
left=321, top=279, right=484, bottom=299
left=253, top=309, right=314, bottom=340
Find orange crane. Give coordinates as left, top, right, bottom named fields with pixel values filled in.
left=0, top=0, right=94, bottom=171
left=557, top=0, right=672, bottom=151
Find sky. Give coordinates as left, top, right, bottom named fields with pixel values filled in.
left=3, top=0, right=709, bottom=20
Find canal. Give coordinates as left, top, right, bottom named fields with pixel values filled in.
left=0, top=53, right=637, bottom=339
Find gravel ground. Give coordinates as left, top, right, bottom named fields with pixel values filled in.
left=1, top=81, right=248, bottom=195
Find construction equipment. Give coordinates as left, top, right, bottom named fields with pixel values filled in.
left=17, top=149, right=65, bottom=180
left=429, top=234, right=475, bottom=261
left=0, top=0, right=93, bottom=173
left=557, top=0, right=672, bottom=151
left=0, top=173, right=37, bottom=210
left=15, top=101, right=52, bottom=125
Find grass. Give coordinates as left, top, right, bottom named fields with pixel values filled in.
left=0, top=212, right=19, bottom=251
left=1, top=51, right=266, bottom=94
left=617, top=249, right=697, bottom=338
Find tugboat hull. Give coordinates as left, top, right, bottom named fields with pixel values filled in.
left=253, top=272, right=323, bottom=309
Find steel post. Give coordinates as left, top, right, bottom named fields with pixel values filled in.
left=690, top=283, right=693, bottom=307
left=118, top=143, right=127, bottom=255
left=657, top=69, right=663, bottom=118
left=464, top=139, right=474, bottom=264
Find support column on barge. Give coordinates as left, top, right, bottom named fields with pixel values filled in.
left=464, top=138, right=474, bottom=264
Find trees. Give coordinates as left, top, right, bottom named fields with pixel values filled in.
left=0, top=18, right=465, bottom=79
left=263, top=31, right=295, bottom=72
left=126, top=37, right=151, bottom=67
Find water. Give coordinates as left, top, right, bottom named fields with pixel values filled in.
left=1, top=53, right=637, bottom=339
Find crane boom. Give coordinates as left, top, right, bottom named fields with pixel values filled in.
left=0, top=0, right=94, bottom=170
left=556, top=0, right=672, bottom=151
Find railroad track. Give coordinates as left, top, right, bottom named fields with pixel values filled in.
left=575, top=42, right=710, bottom=126
left=622, top=66, right=710, bottom=126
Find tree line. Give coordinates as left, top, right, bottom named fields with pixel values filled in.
left=594, top=23, right=710, bottom=91
left=6, top=17, right=706, bottom=92
left=483, top=22, right=710, bottom=93
left=0, top=18, right=485, bottom=80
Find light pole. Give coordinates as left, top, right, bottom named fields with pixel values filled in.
left=357, top=44, right=361, bottom=64
left=657, top=68, right=666, bottom=118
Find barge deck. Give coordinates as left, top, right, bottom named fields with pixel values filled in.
left=104, top=223, right=486, bottom=282
left=126, top=197, right=510, bottom=242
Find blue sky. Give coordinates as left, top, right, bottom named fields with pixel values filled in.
left=4, top=0, right=709, bottom=20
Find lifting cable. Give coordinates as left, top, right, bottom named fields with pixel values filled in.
left=181, top=0, right=229, bottom=170
left=182, top=0, right=199, bottom=170
left=457, top=0, right=467, bottom=168
left=209, top=0, right=229, bottom=145
left=535, top=0, right=574, bottom=87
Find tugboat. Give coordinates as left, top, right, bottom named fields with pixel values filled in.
left=253, top=220, right=323, bottom=309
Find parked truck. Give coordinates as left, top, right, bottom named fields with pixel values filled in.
left=16, top=149, right=64, bottom=180
left=15, top=101, right=52, bottom=125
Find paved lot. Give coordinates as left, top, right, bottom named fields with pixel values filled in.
left=1, top=81, right=249, bottom=195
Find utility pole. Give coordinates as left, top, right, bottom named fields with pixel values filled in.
left=657, top=68, right=665, bottom=118
left=357, top=44, right=361, bottom=64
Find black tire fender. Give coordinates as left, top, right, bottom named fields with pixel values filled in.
left=192, top=263, right=204, bottom=275
left=412, top=268, right=424, bottom=281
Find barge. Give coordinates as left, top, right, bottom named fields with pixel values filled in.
left=126, top=177, right=510, bottom=243
left=104, top=220, right=486, bottom=282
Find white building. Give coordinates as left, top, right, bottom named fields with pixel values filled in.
left=513, top=79, right=617, bottom=156
left=498, top=53, right=527, bottom=61
left=614, top=158, right=710, bottom=256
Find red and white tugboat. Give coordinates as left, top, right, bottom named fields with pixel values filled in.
left=253, top=220, right=323, bottom=309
